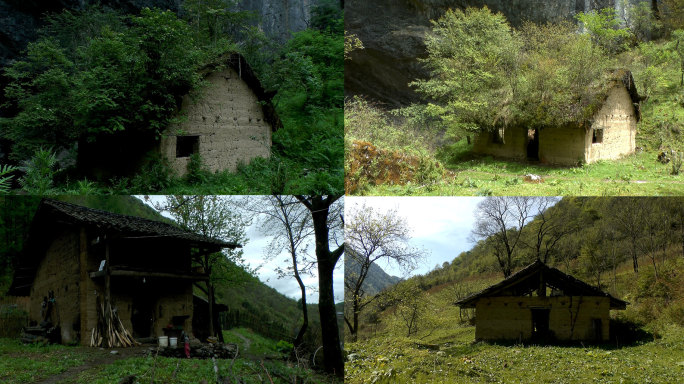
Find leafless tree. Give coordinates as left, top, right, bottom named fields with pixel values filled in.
left=470, top=197, right=535, bottom=277
left=344, top=204, right=423, bottom=342
left=524, top=197, right=578, bottom=263
left=250, top=195, right=315, bottom=349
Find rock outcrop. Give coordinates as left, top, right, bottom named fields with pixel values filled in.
left=345, top=0, right=647, bottom=105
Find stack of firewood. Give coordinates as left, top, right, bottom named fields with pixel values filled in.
left=90, top=301, right=138, bottom=348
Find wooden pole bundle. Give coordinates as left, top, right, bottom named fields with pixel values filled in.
left=90, top=299, right=139, bottom=348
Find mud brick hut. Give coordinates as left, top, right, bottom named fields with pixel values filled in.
left=473, top=70, right=640, bottom=165
left=159, top=53, right=282, bottom=177
left=9, top=199, right=238, bottom=346
left=79, top=53, right=281, bottom=179
left=456, top=260, right=627, bottom=342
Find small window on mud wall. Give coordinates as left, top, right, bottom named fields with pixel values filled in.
left=492, top=127, right=505, bottom=144
left=592, top=128, right=603, bottom=144
left=176, top=136, right=199, bottom=158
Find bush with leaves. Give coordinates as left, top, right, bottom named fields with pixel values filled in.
left=18, top=148, right=58, bottom=194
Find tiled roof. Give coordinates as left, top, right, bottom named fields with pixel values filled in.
left=455, top=260, right=627, bottom=309
left=41, top=199, right=237, bottom=248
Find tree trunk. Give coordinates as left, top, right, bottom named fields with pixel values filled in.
left=317, top=256, right=343, bottom=377
left=352, top=295, right=360, bottom=342
left=293, top=264, right=308, bottom=348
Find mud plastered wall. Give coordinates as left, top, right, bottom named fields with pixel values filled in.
left=538, top=125, right=588, bottom=165
left=161, top=69, right=272, bottom=176
left=473, top=126, right=528, bottom=160
left=474, top=296, right=610, bottom=341
left=30, top=228, right=81, bottom=344
left=586, top=86, right=637, bottom=163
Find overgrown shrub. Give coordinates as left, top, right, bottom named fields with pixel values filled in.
left=19, top=148, right=58, bottom=194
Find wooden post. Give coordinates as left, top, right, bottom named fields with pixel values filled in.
left=105, top=237, right=112, bottom=347
left=79, top=227, right=89, bottom=346
left=538, top=270, right=546, bottom=297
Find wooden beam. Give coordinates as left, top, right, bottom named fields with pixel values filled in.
left=89, top=269, right=209, bottom=281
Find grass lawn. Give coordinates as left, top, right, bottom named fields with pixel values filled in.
left=345, top=325, right=684, bottom=384
left=0, top=336, right=336, bottom=384
left=0, top=339, right=87, bottom=383
left=359, top=144, right=684, bottom=196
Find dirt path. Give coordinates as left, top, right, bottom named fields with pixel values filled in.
left=34, top=346, right=150, bottom=384
left=233, top=332, right=252, bottom=355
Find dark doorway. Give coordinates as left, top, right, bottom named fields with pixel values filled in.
left=527, top=129, right=539, bottom=160
left=131, top=295, right=154, bottom=338
left=591, top=318, right=602, bottom=341
left=531, top=308, right=550, bottom=338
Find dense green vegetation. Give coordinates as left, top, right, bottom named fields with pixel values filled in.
left=0, top=332, right=337, bottom=383
left=1, top=1, right=343, bottom=194
left=346, top=3, right=684, bottom=195
left=345, top=197, right=684, bottom=383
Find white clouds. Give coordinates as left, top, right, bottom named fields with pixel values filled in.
left=346, top=196, right=484, bottom=277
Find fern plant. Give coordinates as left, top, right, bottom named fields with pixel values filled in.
left=0, top=164, right=18, bottom=193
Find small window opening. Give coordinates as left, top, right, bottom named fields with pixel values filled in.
left=176, top=136, right=199, bottom=158
left=592, top=128, right=603, bottom=144
left=492, top=127, right=505, bottom=144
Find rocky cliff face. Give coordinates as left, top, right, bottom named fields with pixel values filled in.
left=240, top=0, right=313, bottom=41
left=345, top=0, right=645, bottom=105
left=0, top=0, right=316, bottom=68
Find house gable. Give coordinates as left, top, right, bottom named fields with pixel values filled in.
left=456, top=260, right=626, bottom=342
left=160, top=53, right=281, bottom=176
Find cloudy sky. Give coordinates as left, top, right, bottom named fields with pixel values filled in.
left=345, top=196, right=485, bottom=278
left=137, top=196, right=344, bottom=304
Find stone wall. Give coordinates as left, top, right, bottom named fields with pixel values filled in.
left=586, top=85, right=637, bottom=163
left=474, top=296, right=611, bottom=341
left=160, top=68, right=272, bottom=177
left=29, top=228, right=81, bottom=344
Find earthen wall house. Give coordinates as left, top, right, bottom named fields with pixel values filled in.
left=10, top=199, right=237, bottom=345
left=160, top=54, right=282, bottom=177
left=473, top=71, right=640, bottom=165
left=457, top=261, right=627, bottom=342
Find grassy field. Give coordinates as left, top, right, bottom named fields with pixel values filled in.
left=345, top=256, right=684, bottom=383
left=357, top=142, right=684, bottom=196
left=0, top=328, right=336, bottom=383
left=346, top=325, right=684, bottom=384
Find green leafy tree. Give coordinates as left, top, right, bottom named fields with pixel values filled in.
left=153, top=195, right=249, bottom=340
left=2, top=8, right=203, bottom=163
left=411, top=7, right=521, bottom=138
left=576, top=8, right=632, bottom=54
